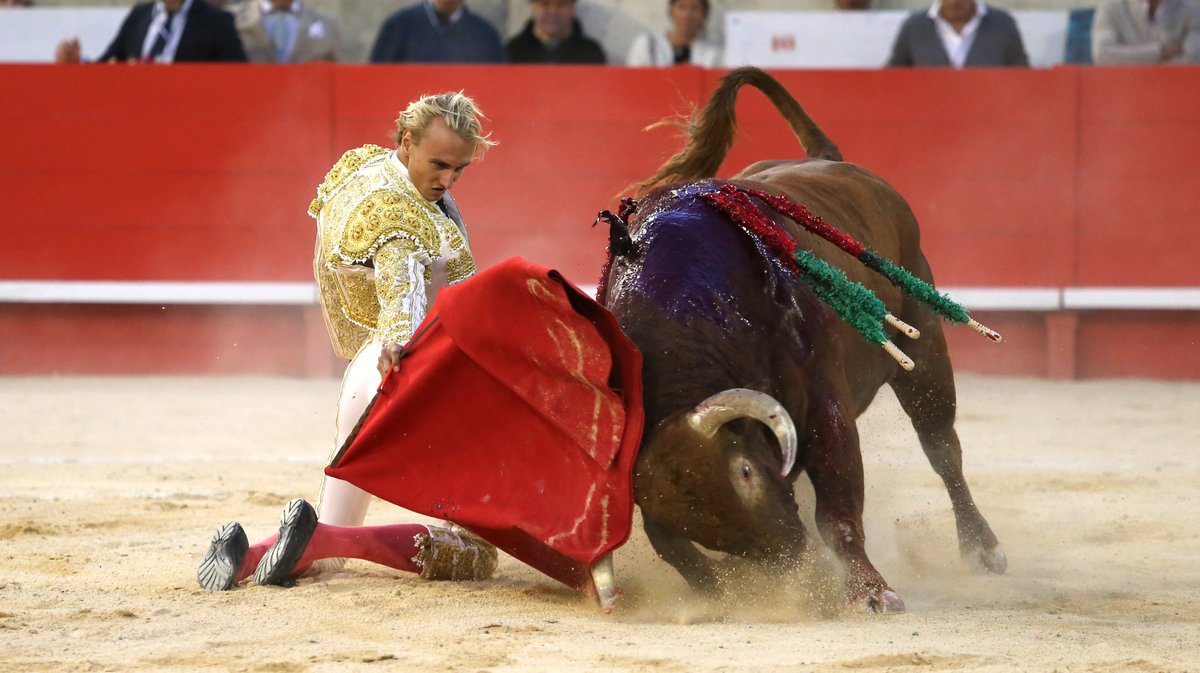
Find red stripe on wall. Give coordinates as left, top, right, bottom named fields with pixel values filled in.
left=2, top=65, right=1198, bottom=378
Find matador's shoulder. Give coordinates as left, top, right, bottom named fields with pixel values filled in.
left=308, top=144, right=392, bottom=217
left=333, top=188, right=443, bottom=265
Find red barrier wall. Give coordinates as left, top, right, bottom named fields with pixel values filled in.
left=2, top=65, right=1198, bottom=379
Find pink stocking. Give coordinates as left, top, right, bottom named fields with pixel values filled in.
left=291, top=523, right=429, bottom=577
left=236, top=535, right=277, bottom=582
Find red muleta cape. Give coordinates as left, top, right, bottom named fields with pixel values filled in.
left=325, top=257, right=644, bottom=595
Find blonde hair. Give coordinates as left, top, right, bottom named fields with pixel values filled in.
left=391, top=91, right=496, bottom=157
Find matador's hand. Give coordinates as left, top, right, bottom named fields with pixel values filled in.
left=377, top=343, right=405, bottom=376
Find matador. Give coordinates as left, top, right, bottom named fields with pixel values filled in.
left=197, top=91, right=501, bottom=590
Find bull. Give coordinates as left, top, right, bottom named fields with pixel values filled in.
left=598, top=67, right=1006, bottom=613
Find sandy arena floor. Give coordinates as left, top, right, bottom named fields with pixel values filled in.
left=1, top=373, right=1197, bottom=672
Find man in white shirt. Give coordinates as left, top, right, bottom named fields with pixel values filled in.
left=1092, top=0, right=1200, bottom=64
left=887, top=0, right=1029, bottom=67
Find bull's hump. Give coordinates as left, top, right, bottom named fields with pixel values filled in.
left=621, top=195, right=773, bottom=329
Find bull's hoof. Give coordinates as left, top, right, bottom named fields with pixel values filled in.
left=866, top=590, right=906, bottom=614
left=967, top=545, right=1008, bottom=575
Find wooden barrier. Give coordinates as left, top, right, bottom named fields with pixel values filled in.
left=1, top=64, right=1197, bottom=379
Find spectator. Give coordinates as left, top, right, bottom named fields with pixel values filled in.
left=231, top=0, right=341, bottom=63
left=835, top=0, right=872, bottom=9
left=1092, top=0, right=1200, bottom=64
left=1, top=0, right=34, bottom=6
left=886, top=0, right=1029, bottom=67
left=626, top=0, right=721, bottom=67
left=370, top=0, right=505, bottom=63
left=1064, top=7, right=1096, bottom=64
left=55, top=0, right=247, bottom=63
left=506, top=0, right=606, bottom=64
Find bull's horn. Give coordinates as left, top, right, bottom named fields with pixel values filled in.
left=591, top=553, right=617, bottom=614
left=687, top=389, right=797, bottom=477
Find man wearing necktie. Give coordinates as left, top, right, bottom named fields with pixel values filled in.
left=145, top=3, right=179, bottom=61
left=232, top=0, right=342, bottom=63
left=55, top=0, right=246, bottom=64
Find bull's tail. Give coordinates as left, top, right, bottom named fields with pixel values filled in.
left=638, top=67, right=841, bottom=194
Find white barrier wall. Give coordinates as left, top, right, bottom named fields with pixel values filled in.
left=724, top=10, right=1070, bottom=68
left=0, top=7, right=128, bottom=63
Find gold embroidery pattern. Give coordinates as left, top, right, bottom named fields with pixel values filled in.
left=445, top=253, right=477, bottom=285
left=440, top=221, right=476, bottom=284
left=339, top=189, right=441, bottom=263
left=373, top=238, right=425, bottom=348
left=319, top=167, right=378, bottom=263
left=309, top=144, right=390, bottom=216
left=313, top=240, right=371, bottom=359
left=311, top=146, right=478, bottom=357
left=335, top=270, right=381, bottom=329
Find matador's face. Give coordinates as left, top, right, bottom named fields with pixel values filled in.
left=399, top=118, right=476, bottom=204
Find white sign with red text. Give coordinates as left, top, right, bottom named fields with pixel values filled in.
left=724, top=10, right=1068, bottom=69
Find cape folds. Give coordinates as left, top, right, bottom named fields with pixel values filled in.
left=325, top=257, right=644, bottom=594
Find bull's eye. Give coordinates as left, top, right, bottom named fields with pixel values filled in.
left=741, top=464, right=752, bottom=480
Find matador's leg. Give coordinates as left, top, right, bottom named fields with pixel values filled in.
left=301, top=341, right=384, bottom=576
left=315, top=340, right=383, bottom=526
left=254, top=499, right=498, bottom=586
left=197, top=342, right=382, bottom=591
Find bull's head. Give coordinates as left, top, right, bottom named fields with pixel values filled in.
left=634, top=388, right=805, bottom=564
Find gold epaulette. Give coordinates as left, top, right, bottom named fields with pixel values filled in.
left=309, top=144, right=391, bottom=217
left=333, top=188, right=442, bottom=265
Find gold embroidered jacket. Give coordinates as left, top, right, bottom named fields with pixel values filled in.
left=309, top=144, right=477, bottom=359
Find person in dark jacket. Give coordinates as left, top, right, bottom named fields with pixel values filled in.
left=56, top=0, right=247, bottom=63
left=887, top=0, right=1028, bottom=67
left=370, top=0, right=505, bottom=63
left=506, top=0, right=606, bottom=64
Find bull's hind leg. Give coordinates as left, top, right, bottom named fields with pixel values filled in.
left=888, top=325, right=1006, bottom=574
